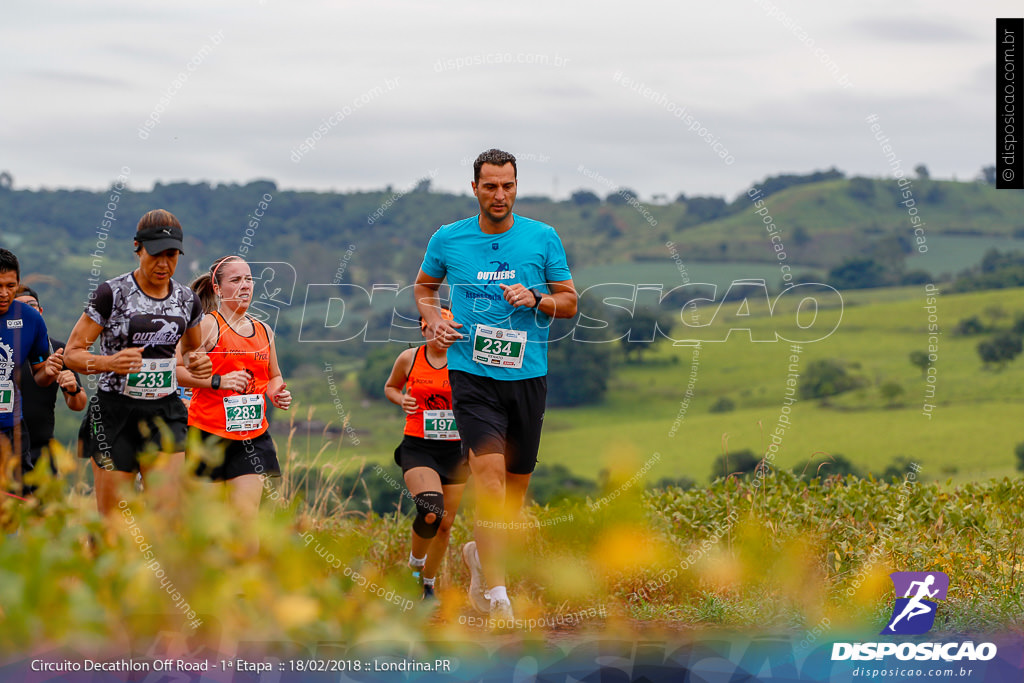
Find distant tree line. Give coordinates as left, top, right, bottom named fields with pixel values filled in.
left=710, top=449, right=920, bottom=483
left=948, top=249, right=1024, bottom=293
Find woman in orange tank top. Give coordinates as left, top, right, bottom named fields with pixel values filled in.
left=384, top=308, right=468, bottom=602
left=176, top=256, right=291, bottom=523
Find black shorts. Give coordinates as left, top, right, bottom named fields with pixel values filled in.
left=81, top=391, right=189, bottom=473
left=448, top=370, right=547, bottom=475
left=394, top=434, right=468, bottom=485
left=191, top=427, right=280, bottom=481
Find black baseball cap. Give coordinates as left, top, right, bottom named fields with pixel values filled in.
left=136, top=224, right=184, bottom=255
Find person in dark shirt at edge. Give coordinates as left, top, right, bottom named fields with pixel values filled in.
left=0, top=249, right=63, bottom=497
left=16, top=285, right=87, bottom=493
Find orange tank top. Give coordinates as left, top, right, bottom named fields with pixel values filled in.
left=403, top=346, right=456, bottom=439
left=188, top=311, right=272, bottom=440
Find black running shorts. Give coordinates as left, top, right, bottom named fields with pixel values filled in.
left=191, top=427, right=281, bottom=481
left=82, top=391, right=189, bottom=473
left=448, top=370, right=546, bottom=475
left=394, top=434, right=468, bottom=485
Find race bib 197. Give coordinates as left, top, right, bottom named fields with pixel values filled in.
left=423, top=409, right=459, bottom=441
left=123, top=358, right=176, bottom=399
left=472, top=325, right=527, bottom=369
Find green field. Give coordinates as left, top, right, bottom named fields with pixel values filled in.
left=285, top=284, right=1024, bottom=485
left=573, top=233, right=1024, bottom=293
left=914, top=235, right=1024, bottom=277
left=9, top=456, right=1023, bottom=648
left=543, top=285, right=1024, bottom=483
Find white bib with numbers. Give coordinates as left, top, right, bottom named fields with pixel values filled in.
left=423, top=409, right=459, bottom=441
left=0, top=380, right=13, bottom=414
left=472, top=325, right=527, bottom=369
left=122, top=358, right=177, bottom=399
left=223, top=394, right=266, bottom=433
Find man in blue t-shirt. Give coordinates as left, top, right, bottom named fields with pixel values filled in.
left=0, top=249, right=63, bottom=495
left=414, top=149, right=578, bottom=623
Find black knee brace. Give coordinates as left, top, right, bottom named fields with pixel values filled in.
left=412, top=491, right=445, bottom=539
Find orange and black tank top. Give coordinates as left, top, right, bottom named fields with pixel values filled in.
left=403, top=346, right=455, bottom=439
left=188, top=311, right=272, bottom=440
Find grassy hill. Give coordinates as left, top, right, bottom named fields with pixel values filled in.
left=678, top=179, right=1024, bottom=264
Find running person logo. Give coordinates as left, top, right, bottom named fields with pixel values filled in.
left=881, top=571, right=949, bottom=635
left=130, top=317, right=182, bottom=348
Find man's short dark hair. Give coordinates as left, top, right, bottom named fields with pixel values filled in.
left=473, top=149, right=517, bottom=183
left=17, top=284, right=40, bottom=302
left=0, top=248, right=20, bottom=279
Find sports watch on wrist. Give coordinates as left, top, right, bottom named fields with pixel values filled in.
left=210, top=374, right=221, bottom=390
left=529, top=289, right=543, bottom=308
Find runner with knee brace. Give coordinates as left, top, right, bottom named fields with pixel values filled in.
left=384, top=308, right=467, bottom=602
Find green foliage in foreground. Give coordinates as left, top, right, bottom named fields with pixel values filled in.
left=638, top=471, right=1024, bottom=633
left=3, top=464, right=1023, bottom=656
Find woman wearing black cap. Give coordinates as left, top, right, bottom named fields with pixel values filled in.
left=66, top=209, right=212, bottom=519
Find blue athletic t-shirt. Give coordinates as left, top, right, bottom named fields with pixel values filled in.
left=420, top=214, right=572, bottom=380
left=0, top=300, right=50, bottom=429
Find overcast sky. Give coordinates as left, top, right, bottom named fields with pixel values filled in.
left=0, top=1, right=1013, bottom=201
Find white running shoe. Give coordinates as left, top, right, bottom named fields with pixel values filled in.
left=462, top=541, right=490, bottom=613
left=488, top=597, right=515, bottom=630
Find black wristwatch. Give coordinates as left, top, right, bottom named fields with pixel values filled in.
left=210, top=374, right=221, bottom=390
left=62, top=385, right=82, bottom=396
left=529, top=289, right=543, bottom=308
